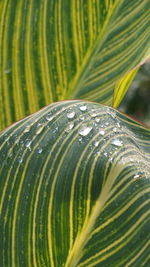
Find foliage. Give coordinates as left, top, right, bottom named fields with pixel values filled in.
left=0, top=0, right=150, bottom=266
left=119, top=62, right=150, bottom=125
left=0, top=0, right=149, bottom=130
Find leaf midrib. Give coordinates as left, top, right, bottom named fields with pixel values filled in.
left=65, top=162, right=124, bottom=267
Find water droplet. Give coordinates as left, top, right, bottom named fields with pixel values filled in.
left=105, top=122, right=109, bottom=126
left=36, top=124, right=44, bottom=135
left=25, top=139, right=32, bottom=148
left=94, top=141, right=99, bottom=147
left=79, top=105, right=87, bottom=112
left=117, top=122, right=121, bottom=128
left=113, top=127, right=118, bottom=132
left=78, top=137, right=83, bottom=143
left=95, top=118, right=100, bottom=123
left=24, top=125, right=31, bottom=133
left=65, top=122, right=74, bottom=132
left=111, top=139, right=123, bottom=147
left=37, top=147, right=43, bottom=154
left=18, top=156, right=23, bottom=163
left=46, top=114, right=54, bottom=121
left=109, top=110, right=116, bottom=118
left=53, top=126, right=58, bottom=134
left=79, top=124, right=93, bottom=136
left=67, top=111, right=75, bottom=119
left=99, top=130, right=105, bottom=136
left=134, top=174, right=140, bottom=179
left=79, top=115, right=85, bottom=121
left=90, top=112, right=97, bottom=118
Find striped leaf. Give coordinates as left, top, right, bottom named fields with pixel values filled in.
left=113, top=67, right=139, bottom=108
left=0, top=100, right=150, bottom=266
left=0, top=0, right=149, bottom=130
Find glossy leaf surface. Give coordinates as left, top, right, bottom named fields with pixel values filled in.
left=0, top=100, right=150, bottom=266
left=0, top=0, right=150, bottom=129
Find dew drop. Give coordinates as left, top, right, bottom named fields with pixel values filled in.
left=24, top=126, right=31, bottom=133
left=90, top=112, right=97, bottom=118
left=94, top=141, right=99, bottom=147
left=111, top=139, right=123, bottom=147
left=79, top=105, right=87, bottom=112
left=99, top=130, right=105, bottom=136
left=36, top=124, right=44, bottom=135
left=37, top=147, right=43, bottom=154
left=46, top=114, right=54, bottom=121
left=134, top=174, right=140, bottom=179
left=117, top=122, right=121, bottom=128
left=79, top=115, right=85, bottom=121
left=78, top=137, right=83, bottom=143
left=25, top=139, right=32, bottom=148
left=79, top=124, right=92, bottom=136
left=67, top=111, right=75, bottom=119
left=53, top=126, right=58, bottom=134
left=95, top=118, right=100, bottom=123
left=18, top=156, right=23, bottom=163
left=113, top=127, right=118, bottom=132
left=65, top=122, right=74, bottom=132
left=109, top=110, right=116, bottom=118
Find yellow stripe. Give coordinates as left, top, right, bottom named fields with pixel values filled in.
left=38, top=0, right=53, bottom=104
left=113, top=67, right=139, bottom=108
left=1, top=0, right=12, bottom=126
left=125, top=240, right=150, bottom=267
left=12, top=0, right=25, bottom=120
left=79, top=210, right=150, bottom=266
left=25, top=0, right=39, bottom=113
left=66, top=161, right=125, bottom=267
left=93, top=193, right=150, bottom=236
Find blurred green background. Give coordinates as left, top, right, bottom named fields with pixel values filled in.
left=119, top=61, right=150, bottom=127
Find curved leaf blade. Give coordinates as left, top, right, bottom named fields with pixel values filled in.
left=113, top=67, right=139, bottom=108
left=0, top=100, right=150, bottom=266
left=0, top=0, right=150, bottom=130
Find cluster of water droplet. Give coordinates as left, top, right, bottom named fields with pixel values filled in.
left=2, top=103, right=150, bottom=180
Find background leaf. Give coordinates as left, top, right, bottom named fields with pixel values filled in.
left=0, top=0, right=150, bottom=130
left=113, top=67, right=139, bottom=108
left=0, top=100, right=150, bottom=266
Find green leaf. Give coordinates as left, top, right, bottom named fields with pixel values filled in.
left=0, top=100, right=150, bottom=266
left=113, top=67, right=139, bottom=108
left=0, top=0, right=150, bottom=130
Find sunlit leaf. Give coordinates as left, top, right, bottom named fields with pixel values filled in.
left=0, top=100, right=150, bottom=266
left=0, top=0, right=149, bottom=130
left=113, top=67, right=139, bottom=108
